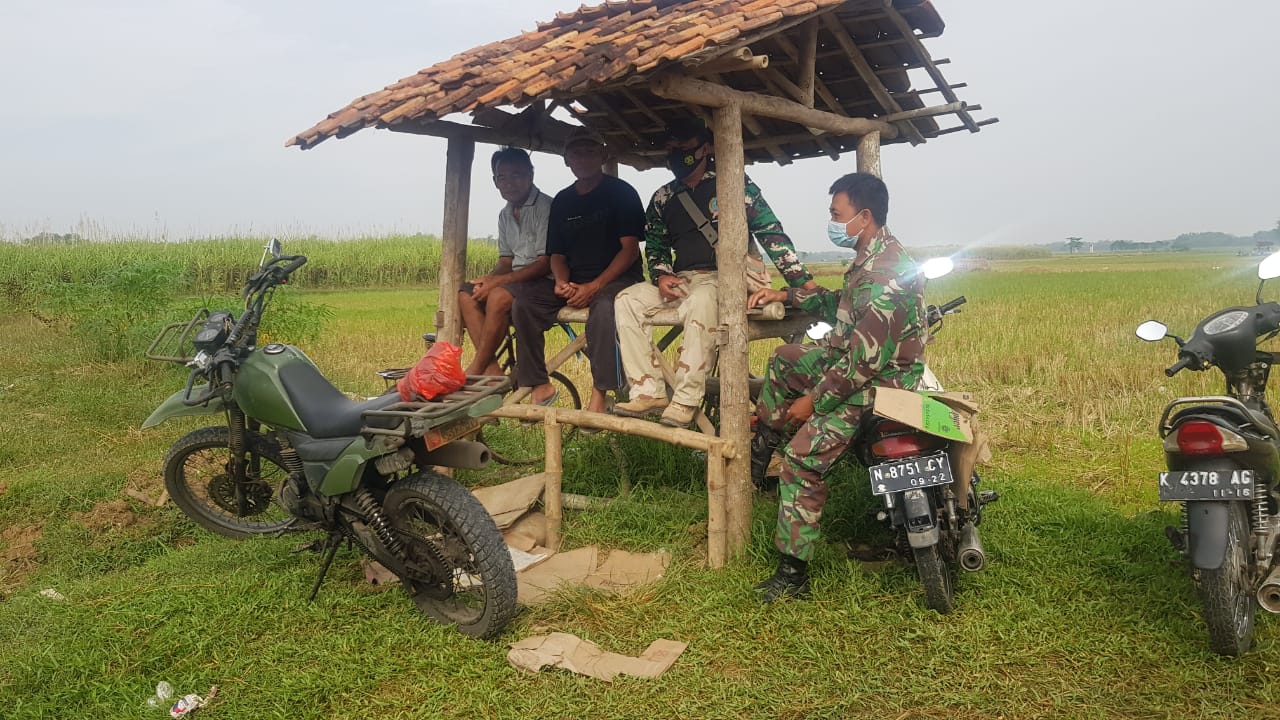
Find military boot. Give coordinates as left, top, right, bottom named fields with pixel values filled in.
left=750, top=425, right=781, bottom=492
left=753, top=554, right=811, bottom=603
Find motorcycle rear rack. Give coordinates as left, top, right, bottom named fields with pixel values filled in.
left=1159, top=395, right=1275, bottom=438
left=361, top=375, right=511, bottom=437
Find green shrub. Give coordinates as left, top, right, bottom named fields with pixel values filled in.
left=42, top=260, right=187, bottom=362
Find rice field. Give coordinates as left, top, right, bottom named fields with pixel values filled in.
left=1, top=244, right=1278, bottom=719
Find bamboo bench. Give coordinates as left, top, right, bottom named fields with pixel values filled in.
left=491, top=300, right=814, bottom=567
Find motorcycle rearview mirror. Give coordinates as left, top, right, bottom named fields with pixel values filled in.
left=806, top=321, right=834, bottom=341
left=1259, top=251, right=1280, bottom=281
left=920, top=257, right=955, bottom=280
left=1256, top=250, right=1280, bottom=304
left=1135, top=320, right=1168, bottom=342
left=259, top=238, right=283, bottom=268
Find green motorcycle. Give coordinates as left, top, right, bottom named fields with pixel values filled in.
left=143, top=241, right=517, bottom=639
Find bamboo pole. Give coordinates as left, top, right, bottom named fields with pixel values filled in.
left=544, top=416, right=563, bottom=551
left=857, top=131, right=881, bottom=178
left=437, top=137, right=474, bottom=345
left=650, top=75, right=898, bottom=141
left=819, top=14, right=924, bottom=146
left=488, top=405, right=737, bottom=457
left=711, top=101, right=753, bottom=560
left=706, top=446, right=727, bottom=568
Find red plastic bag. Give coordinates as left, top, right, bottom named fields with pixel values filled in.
left=397, top=342, right=467, bottom=402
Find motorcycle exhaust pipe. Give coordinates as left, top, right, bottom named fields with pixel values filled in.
left=420, top=440, right=491, bottom=470
left=957, top=522, right=986, bottom=573
left=1257, top=565, right=1280, bottom=613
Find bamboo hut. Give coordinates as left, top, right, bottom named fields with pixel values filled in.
left=288, top=0, right=994, bottom=566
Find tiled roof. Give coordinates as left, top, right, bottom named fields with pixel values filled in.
left=288, top=0, right=987, bottom=166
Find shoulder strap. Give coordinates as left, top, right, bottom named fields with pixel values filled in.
left=674, top=189, right=719, bottom=247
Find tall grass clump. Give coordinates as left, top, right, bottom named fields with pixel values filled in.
left=38, top=259, right=187, bottom=361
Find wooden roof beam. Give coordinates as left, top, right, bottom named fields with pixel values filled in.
left=854, top=30, right=940, bottom=50
left=741, top=114, right=792, bottom=166
left=388, top=117, right=655, bottom=168
left=577, top=94, right=647, bottom=147
left=688, top=46, right=771, bottom=76
left=754, top=71, right=841, bottom=160
left=819, top=13, right=925, bottom=145
left=706, top=73, right=792, bottom=166
left=932, top=117, right=1000, bottom=137
left=620, top=88, right=671, bottom=130
left=649, top=74, right=897, bottom=140
left=797, top=18, right=818, bottom=109
left=766, top=34, right=850, bottom=118
left=882, top=4, right=980, bottom=133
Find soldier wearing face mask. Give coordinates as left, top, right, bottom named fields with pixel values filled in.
left=613, top=119, right=817, bottom=427
left=745, top=172, right=929, bottom=603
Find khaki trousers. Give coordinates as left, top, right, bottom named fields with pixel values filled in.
left=614, top=271, right=719, bottom=407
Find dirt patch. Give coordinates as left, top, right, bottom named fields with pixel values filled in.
left=126, top=466, right=164, bottom=494
left=0, top=481, right=8, bottom=497
left=71, top=499, right=153, bottom=533
left=1, top=523, right=43, bottom=592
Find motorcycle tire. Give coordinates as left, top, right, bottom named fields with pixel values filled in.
left=162, top=425, right=298, bottom=539
left=1196, top=500, right=1256, bottom=656
left=384, top=470, right=517, bottom=639
left=913, top=542, right=956, bottom=615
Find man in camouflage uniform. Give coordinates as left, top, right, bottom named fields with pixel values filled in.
left=745, top=172, right=928, bottom=602
left=613, top=119, right=816, bottom=427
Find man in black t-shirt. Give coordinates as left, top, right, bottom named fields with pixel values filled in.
left=509, top=128, right=646, bottom=415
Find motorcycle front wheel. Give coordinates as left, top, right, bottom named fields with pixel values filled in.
left=163, top=425, right=298, bottom=539
left=1196, top=500, right=1256, bottom=656
left=384, top=470, right=517, bottom=639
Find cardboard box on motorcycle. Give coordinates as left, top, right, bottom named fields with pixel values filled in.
left=870, top=387, right=992, bottom=510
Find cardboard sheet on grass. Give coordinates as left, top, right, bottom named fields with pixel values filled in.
left=871, top=388, right=992, bottom=509
left=473, top=476, right=671, bottom=605
left=508, top=632, right=687, bottom=681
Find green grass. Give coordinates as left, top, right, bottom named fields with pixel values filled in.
left=2, top=249, right=1279, bottom=718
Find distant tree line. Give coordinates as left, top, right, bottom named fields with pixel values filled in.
left=1056, top=220, right=1280, bottom=254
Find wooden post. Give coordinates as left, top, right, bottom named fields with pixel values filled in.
left=857, top=131, right=881, bottom=177
left=437, top=136, right=474, bottom=344
left=544, top=416, right=563, bottom=551
left=798, top=18, right=818, bottom=109
left=706, top=446, right=727, bottom=568
left=711, top=102, right=753, bottom=560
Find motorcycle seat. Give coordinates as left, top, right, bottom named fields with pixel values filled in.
left=279, top=361, right=403, bottom=439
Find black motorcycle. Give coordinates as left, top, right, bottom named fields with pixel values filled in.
left=1136, top=252, right=1280, bottom=655
left=855, top=294, right=996, bottom=614
left=804, top=257, right=997, bottom=614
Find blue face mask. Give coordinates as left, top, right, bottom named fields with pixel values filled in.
left=827, top=219, right=856, bottom=248
left=827, top=212, right=868, bottom=248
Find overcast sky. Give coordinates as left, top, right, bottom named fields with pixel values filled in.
left=2, top=0, right=1277, bottom=250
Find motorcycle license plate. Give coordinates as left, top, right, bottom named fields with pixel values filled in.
left=868, top=452, right=953, bottom=496
left=1158, top=469, right=1255, bottom=501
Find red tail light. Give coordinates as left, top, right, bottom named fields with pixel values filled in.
left=1164, top=420, right=1248, bottom=455
left=1174, top=420, right=1226, bottom=455
left=869, top=422, right=945, bottom=459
